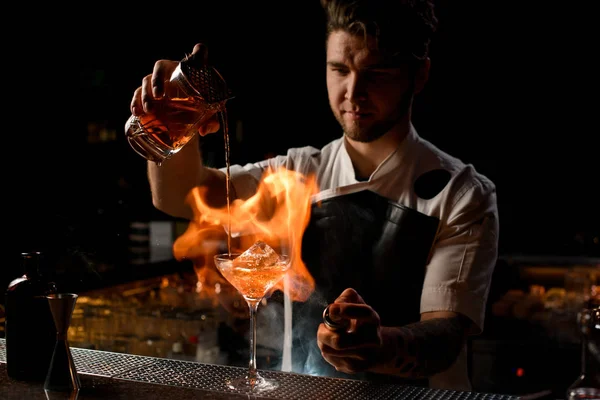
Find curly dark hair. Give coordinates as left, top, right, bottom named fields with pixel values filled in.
left=320, top=0, right=438, bottom=62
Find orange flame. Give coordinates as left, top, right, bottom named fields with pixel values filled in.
left=173, top=166, right=318, bottom=302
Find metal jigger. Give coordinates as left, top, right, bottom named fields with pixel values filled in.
left=44, top=293, right=81, bottom=399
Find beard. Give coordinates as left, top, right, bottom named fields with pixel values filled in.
left=341, top=116, right=403, bottom=143
left=336, top=88, right=415, bottom=143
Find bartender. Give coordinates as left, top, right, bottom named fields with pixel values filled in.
left=127, top=0, right=498, bottom=391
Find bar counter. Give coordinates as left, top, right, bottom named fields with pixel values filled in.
left=0, top=339, right=520, bottom=400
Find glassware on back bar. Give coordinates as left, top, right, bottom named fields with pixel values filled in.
left=125, top=52, right=232, bottom=165
left=214, top=241, right=290, bottom=393
left=566, top=307, right=600, bottom=400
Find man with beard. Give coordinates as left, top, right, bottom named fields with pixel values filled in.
left=128, top=0, right=498, bottom=391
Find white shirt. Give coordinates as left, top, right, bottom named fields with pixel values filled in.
left=222, top=124, right=499, bottom=391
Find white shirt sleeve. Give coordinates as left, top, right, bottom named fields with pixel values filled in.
left=420, top=177, right=499, bottom=334
left=222, top=147, right=323, bottom=201
left=221, top=156, right=286, bottom=201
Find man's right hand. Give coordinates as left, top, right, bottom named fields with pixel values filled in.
left=129, top=43, right=220, bottom=136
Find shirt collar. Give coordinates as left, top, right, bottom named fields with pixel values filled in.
left=340, top=123, right=419, bottom=183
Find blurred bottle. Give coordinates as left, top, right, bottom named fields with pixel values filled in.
left=566, top=308, right=600, bottom=400
left=5, top=252, right=58, bottom=381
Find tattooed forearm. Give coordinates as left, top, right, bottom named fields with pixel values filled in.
left=373, top=316, right=467, bottom=378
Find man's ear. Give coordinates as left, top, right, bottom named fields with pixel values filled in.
left=414, top=57, right=431, bottom=94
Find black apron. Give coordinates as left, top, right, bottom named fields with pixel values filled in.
left=292, top=189, right=440, bottom=385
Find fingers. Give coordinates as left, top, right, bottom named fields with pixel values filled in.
left=324, top=289, right=378, bottom=333
left=318, top=322, right=380, bottom=350
left=152, top=42, right=208, bottom=97
left=130, top=72, right=162, bottom=115
left=320, top=351, right=371, bottom=374
left=130, top=64, right=172, bottom=116
left=318, top=337, right=377, bottom=358
left=327, top=288, right=364, bottom=325
left=197, top=113, right=221, bottom=136
left=142, top=73, right=157, bottom=113
left=334, top=288, right=365, bottom=304
left=332, top=303, right=379, bottom=323
left=320, top=353, right=369, bottom=375
left=130, top=85, right=144, bottom=116
left=131, top=43, right=210, bottom=117
left=151, top=59, right=178, bottom=99
left=327, top=302, right=379, bottom=328
left=317, top=326, right=376, bottom=373
left=319, top=288, right=383, bottom=373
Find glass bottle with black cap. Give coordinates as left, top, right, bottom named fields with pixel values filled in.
left=5, top=251, right=58, bottom=381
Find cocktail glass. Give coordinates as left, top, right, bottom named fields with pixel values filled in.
left=214, top=243, right=290, bottom=393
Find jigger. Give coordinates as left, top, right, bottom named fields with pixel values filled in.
left=44, top=293, right=81, bottom=396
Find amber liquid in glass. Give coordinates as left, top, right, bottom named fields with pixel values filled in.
left=216, top=257, right=290, bottom=301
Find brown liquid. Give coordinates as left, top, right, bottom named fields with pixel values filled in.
left=218, top=260, right=289, bottom=301
left=125, top=97, right=222, bottom=166
left=220, top=109, right=232, bottom=257
left=129, top=98, right=203, bottom=146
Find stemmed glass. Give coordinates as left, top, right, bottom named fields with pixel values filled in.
left=214, top=249, right=290, bottom=393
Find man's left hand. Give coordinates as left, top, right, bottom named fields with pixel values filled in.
left=317, top=288, right=390, bottom=374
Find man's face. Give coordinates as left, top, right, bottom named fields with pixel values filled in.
left=326, top=30, right=418, bottom=143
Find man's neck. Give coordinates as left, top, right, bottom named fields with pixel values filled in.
left=345, top=118, right=412, bottom=180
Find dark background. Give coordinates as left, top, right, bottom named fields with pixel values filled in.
left=8, top=0, right=599, bottom=282
left=1, top=2, right=596, bottom=396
